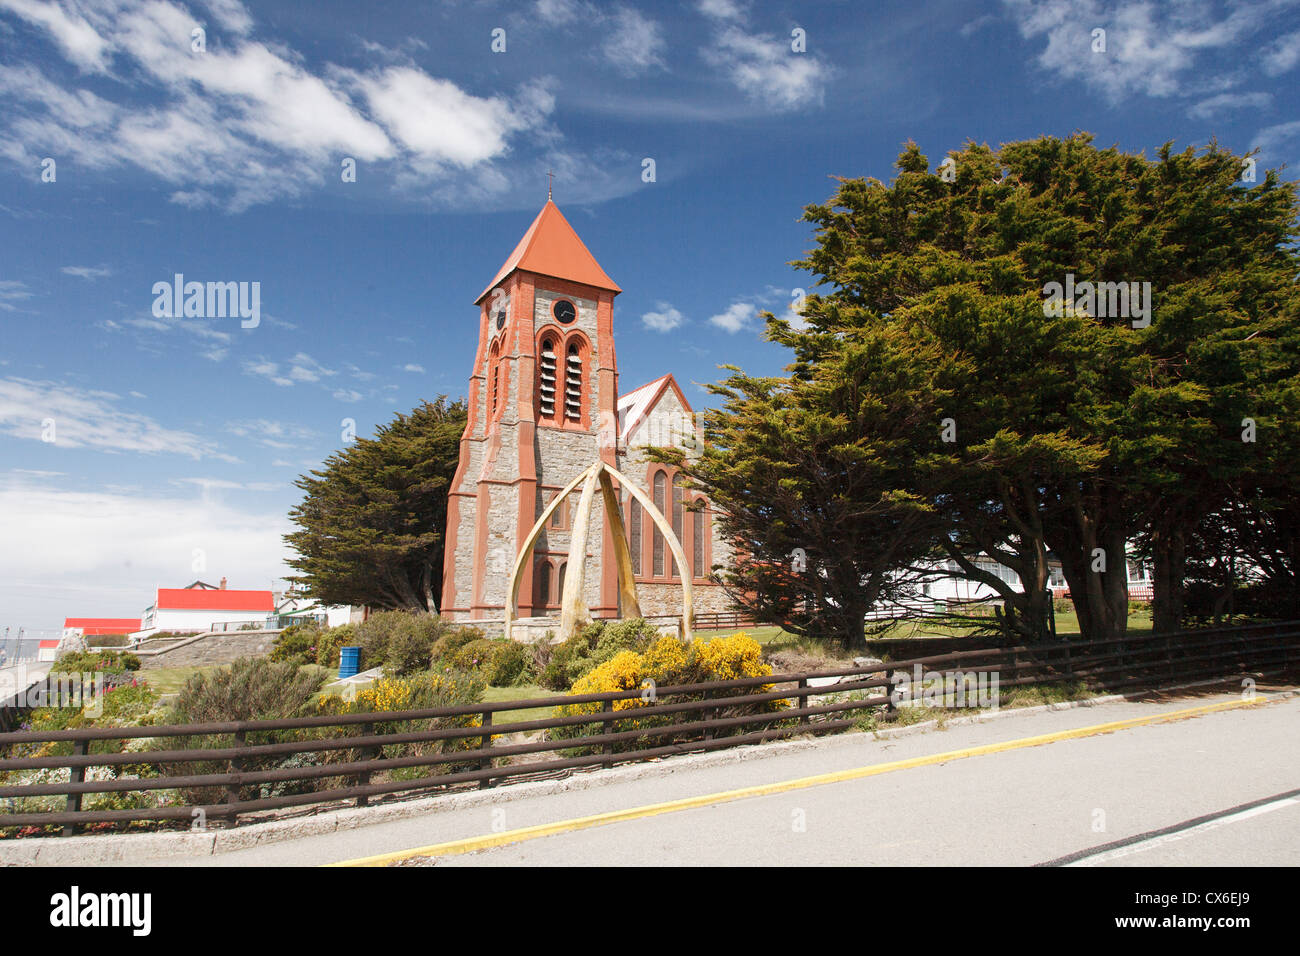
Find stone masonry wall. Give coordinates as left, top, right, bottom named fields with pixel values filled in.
left=137, top=631, right=278, bottom=670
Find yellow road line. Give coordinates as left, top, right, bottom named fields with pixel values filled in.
left=327, top=694, right=1272, bottom=867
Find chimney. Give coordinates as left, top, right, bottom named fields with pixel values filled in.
left=219, top=576, right=227, bottom=590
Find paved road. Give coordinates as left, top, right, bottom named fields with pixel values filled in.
left=168, top=685, right=1299, bottom=867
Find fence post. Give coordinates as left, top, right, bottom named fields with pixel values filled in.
left=884, top=670, right=896, bottom=714
left=356, top=721, right=374, bottom=807
left=226, top=729, right=245, bottom=827
left=797, top=678, right=808, bottom=726
left=601, top=699, right=615, bottom=769
left=62, top=737, right=87, bottom=837
left=478, top=710, right=494, bottom=789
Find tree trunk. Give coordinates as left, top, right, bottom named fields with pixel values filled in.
left=1151, top=523, right=1186, bottom=634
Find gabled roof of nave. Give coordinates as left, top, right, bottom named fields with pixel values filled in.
left=617, top=373, right=695, bottom=443
left=477, top=200, right=622, bottom=303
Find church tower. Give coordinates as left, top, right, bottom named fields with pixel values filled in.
left=441, top=200, right=624, bottom=621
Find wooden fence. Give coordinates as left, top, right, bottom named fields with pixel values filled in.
left=0, top=620, right=1295, bottom=837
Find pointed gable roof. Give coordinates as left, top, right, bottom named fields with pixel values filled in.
left=617, top=373, right=694, bottom=443
left=476, top=200, right=621, bottom=303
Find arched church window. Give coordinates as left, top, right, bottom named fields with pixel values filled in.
left=549, top=493, right=567, bottom=529
left=671, top=473, right=684, bottom=578
left=564, top=343, right=582, bottom=422
left=629, top=498, right=642, bottom=576
left=539, top=338, right=557, bottom=420
left=652, top=471, right=666, bottom=577
left=534, top=559, right=551, bottom=609
left=693, top=506, right=705, bottom=578
left=557, top=562, right=567, bottom=599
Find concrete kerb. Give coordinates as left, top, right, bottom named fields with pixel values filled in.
left=5, top=675, right=1294, bottom=866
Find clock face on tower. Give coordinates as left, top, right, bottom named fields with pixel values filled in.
left=552, top=299, right=576, bottom=324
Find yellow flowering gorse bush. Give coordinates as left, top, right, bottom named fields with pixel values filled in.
left=555, top=631, right=779, bottom=732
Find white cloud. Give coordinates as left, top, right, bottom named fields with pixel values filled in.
left=698, top=0, right=745, bottom=20
left=0, top=0, right=111, bottom=73
left=0, top=0, right=558, bottom=210
left=225, top=418, right=317, bottom=449
left=332, top=388, right=362, bottom=402
left=536, top=0, right=584, bottom=24
left=402, top=363, right=426, bottom=373
left=702, top=21, right=829, bottom=110
left=708, top=301, right=755, bottom=333
left=1188, top=91, right=1271, bottom=119
left=287, top=352, right=334, bottom=383
left=1261, top=30, right=1300, bottom=75
left=1003, top=0, right=1283, bottom=104
left=244, top=353, right=334, bottom=386
left=242, top=359, right=292, bottom=386
left=61, top=264, right=112, bottom=279
left=603, top=7, right=667, bottom=76
left=0, top=279, right=33, bottom=311
left=0, top=474, right=292, bottom=629
left=0, top=377, right=234, bottom=460
left=354, top=67, right=534, bottom=170
left=1253, top=119, right=1300, bottom=169
left=642, top=302, right=685, bottom=332
left=173, top=476, right=282, bottom=493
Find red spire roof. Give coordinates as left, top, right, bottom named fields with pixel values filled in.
left=476, top=200, right=621, bottom=303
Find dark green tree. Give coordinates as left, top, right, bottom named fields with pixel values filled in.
left=654, top=324, right=948, bottom=651
left=789, top=135, right=1299, bottom=641
left=285, top=398, right=467, bottom=612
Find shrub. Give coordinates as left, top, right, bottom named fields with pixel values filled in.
left=354, top=610, right=458, bottom=676
left=430, top=627, right=484, bottom=662
left=54, top=649, right=140, bottom=674
left=314, top=624, right=356, bottom=668
left=270, top=623, right=321, bottom=666
left=165, top=658, right=328, bottom=805
left=85, top=634, right=130, bottom=648
left=444, top=637, right=531, bottom=686
left=551, top=632, right=782, bottom=751
left=537, top=618, right=665, bottom=690
left=315, top=670, right=487, bottom=781
left=694, top=632, right=770, bottom=681
left=170, top=657, right=325, bottom=724
left=484, top=640, right=530, bottom=686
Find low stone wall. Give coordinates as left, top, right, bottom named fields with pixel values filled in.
left=136, top=631, right=279, bottom=670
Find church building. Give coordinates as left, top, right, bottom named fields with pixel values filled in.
left=440, top=199, right=733, bottom=624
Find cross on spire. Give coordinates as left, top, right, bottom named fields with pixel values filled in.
left=547, top=169, right=554, bottom=200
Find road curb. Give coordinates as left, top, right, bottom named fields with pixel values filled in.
left=5, top=677, right=1294, bottom=866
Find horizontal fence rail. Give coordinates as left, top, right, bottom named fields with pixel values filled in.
left=1, top=621, right=1296, bottom=837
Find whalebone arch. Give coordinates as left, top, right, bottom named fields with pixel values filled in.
left=504, top=459, right=693, bottom=644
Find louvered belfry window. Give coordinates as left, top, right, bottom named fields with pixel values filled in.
left=539, top=338, right=557, bottom=419
left=489, top=341, right=501, bottom=418
left=565, top=343, right=582, bottom=421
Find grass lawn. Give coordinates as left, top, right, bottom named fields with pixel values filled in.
left=482, top=683, right=563, bottom=724
left=696, top=606, right=1156, bottom=650
left=138, top=665, right=221, bottom=696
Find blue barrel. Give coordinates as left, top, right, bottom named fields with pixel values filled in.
left=339, top=646, right=361, bottom=679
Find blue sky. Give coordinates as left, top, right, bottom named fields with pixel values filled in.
left=2, top=0, right=1298, bottom=634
